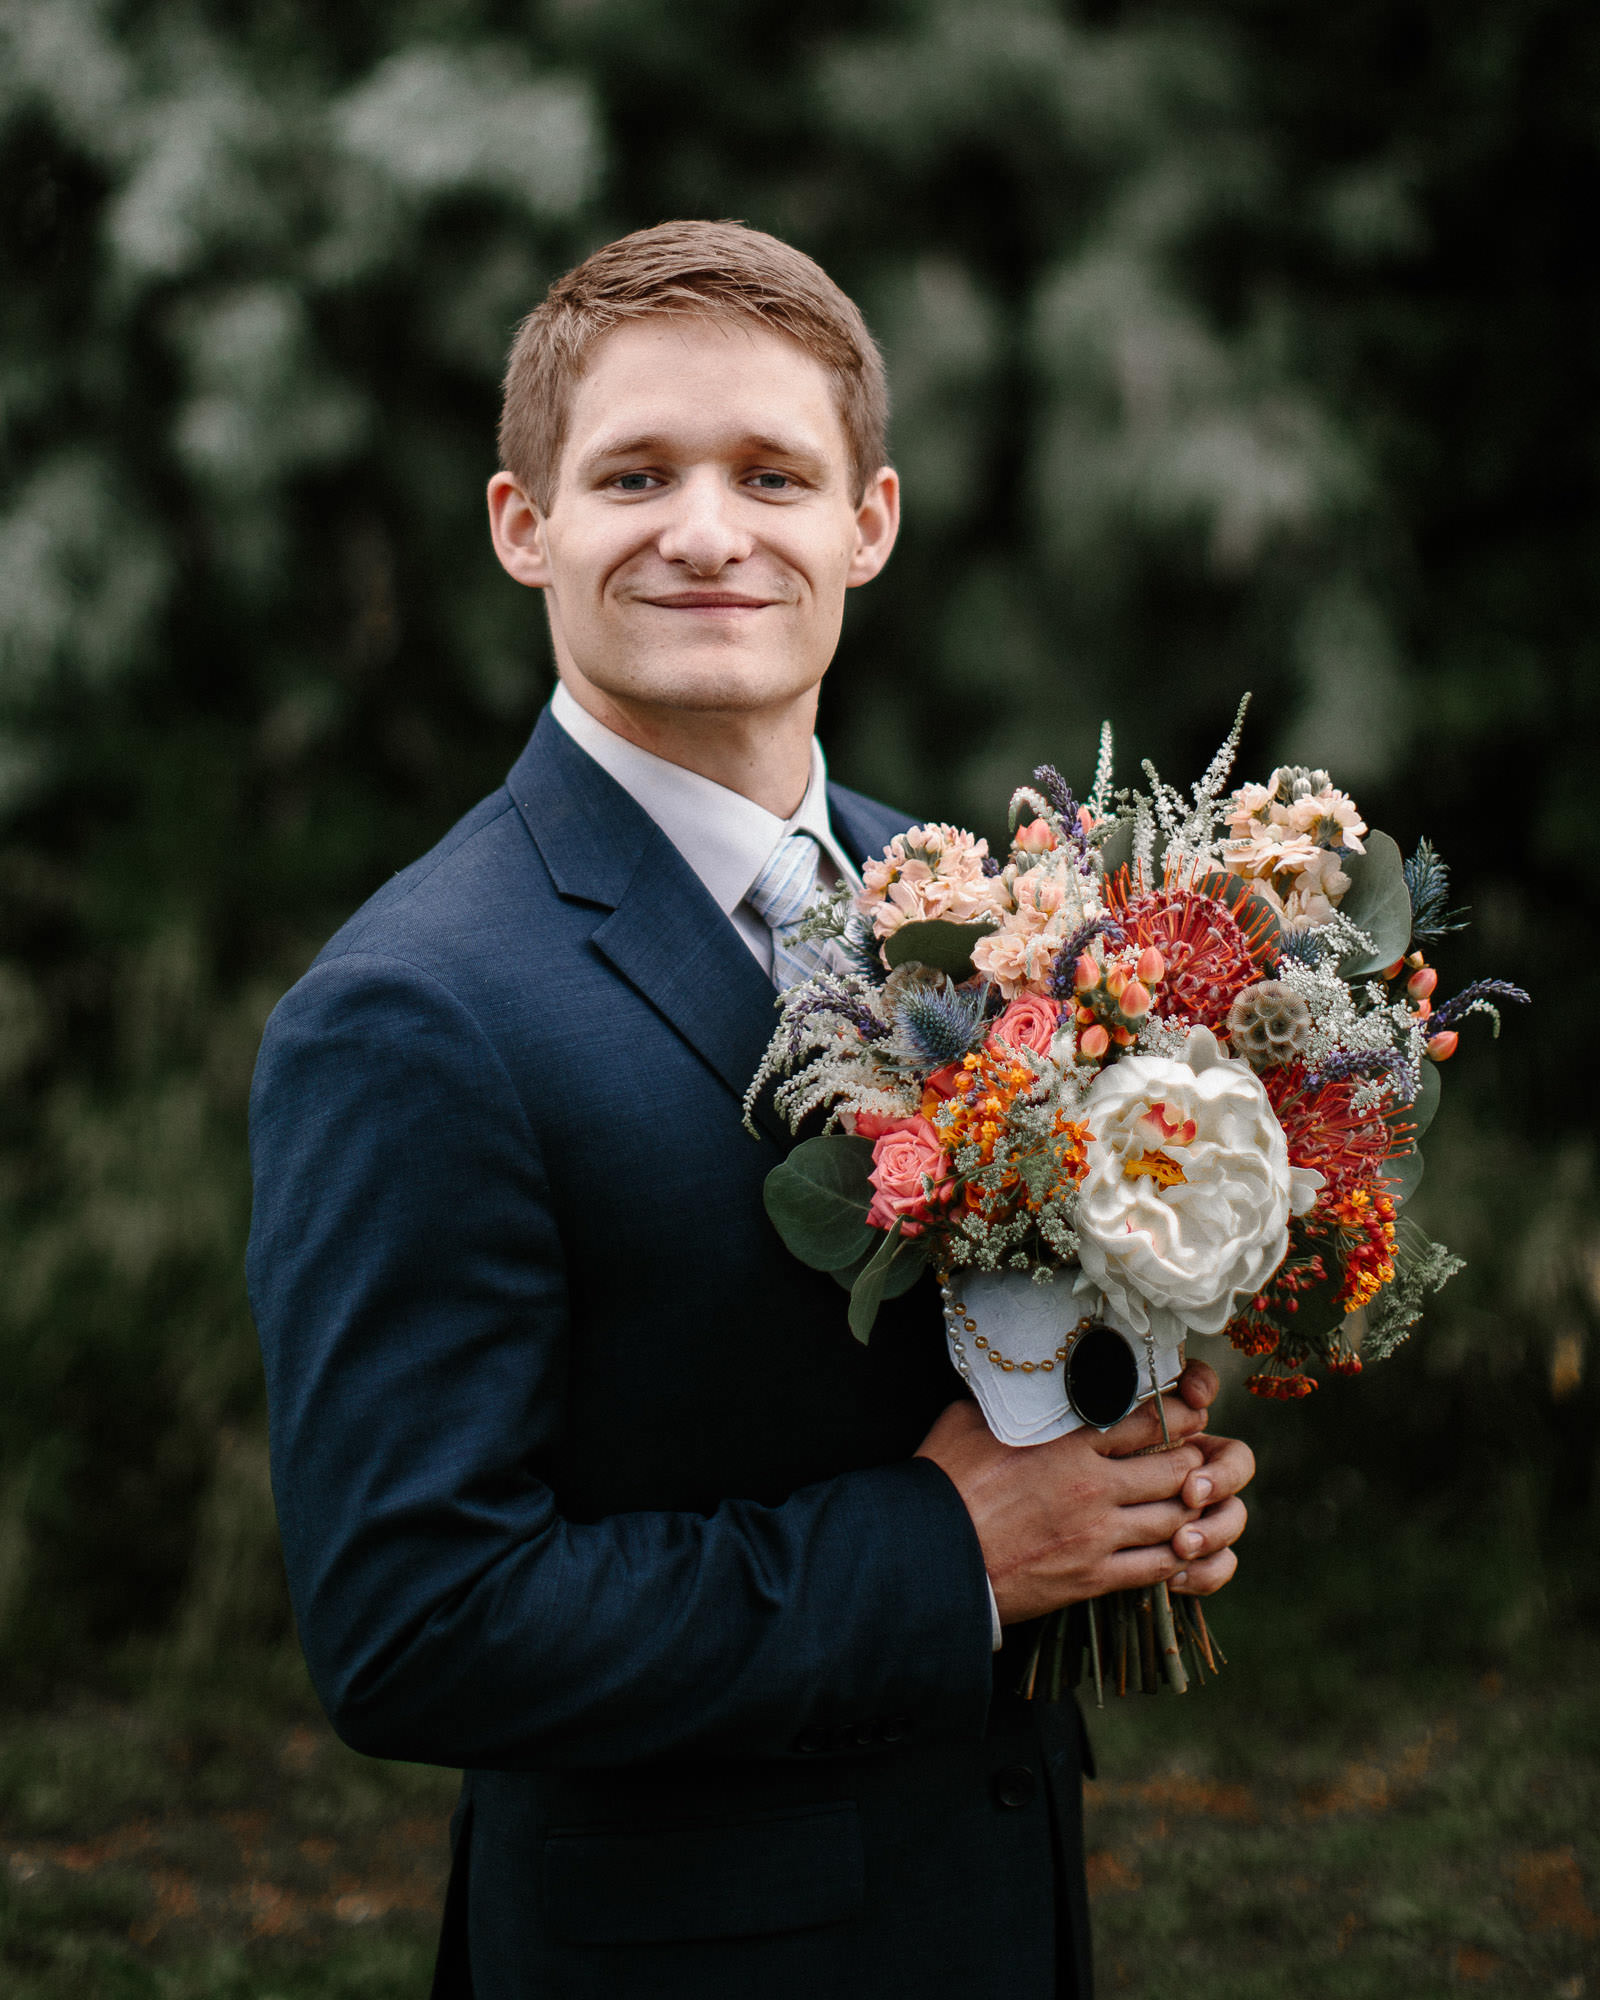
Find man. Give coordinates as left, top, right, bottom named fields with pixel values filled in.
left=247, top=220, right=1252, bottom=1999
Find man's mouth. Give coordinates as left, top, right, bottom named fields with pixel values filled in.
left=639, top=592, right=779, bottom=610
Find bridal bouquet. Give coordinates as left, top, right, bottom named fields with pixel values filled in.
left=746, top=698, right=1526, bottom=1699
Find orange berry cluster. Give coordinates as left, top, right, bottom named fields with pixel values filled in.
left=1070, top=945, right=1167, bottom=1061
left=1383, top=949, right=1457, bottom=1062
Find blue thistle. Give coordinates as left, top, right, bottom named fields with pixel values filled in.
left=1276, top=928, right=1325, bottom=968
left=836, top=909, right=887, bottom=983
left=1404, top=839, right=1469, bottom=944
left=889, top=983, right=992, bottom=1069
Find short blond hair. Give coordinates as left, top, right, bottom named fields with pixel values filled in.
left=498, top=219, right=889, bottom=509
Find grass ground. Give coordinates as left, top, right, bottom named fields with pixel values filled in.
left=2, top=1634, right=1595, bottom=1998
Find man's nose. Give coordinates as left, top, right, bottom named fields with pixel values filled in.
left=655, top=471, right=754, bottom=574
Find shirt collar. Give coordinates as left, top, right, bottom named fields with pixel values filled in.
left=549, top=680, right=860, bottom=915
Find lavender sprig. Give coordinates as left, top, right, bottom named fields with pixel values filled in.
left=781, top=978, right=891, bottom=1063
left=1429, top=979, right=1531, bottom=1035
left=1047, top=916, right=1126, bottom=1000
left=1033, top=765, right=1095, bottom=875
left=1304, top=1048, right=1404, bottom=1091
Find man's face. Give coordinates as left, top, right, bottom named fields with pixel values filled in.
left=490, top=317, right=898, bottom=724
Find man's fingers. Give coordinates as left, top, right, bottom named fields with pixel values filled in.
left=1170, top=1494, right=1247, bottom=1563
left=1169, top=1546, right=1238, bottom=1597
left=1107, top=1444, right=1205, bottom=1505
left=1176, top=1358, right=1220, bottom=1410
left=1099, top=1542, right=1188, bottom=1595
left=1181, top=1435, right=1255, bottom=1511
left=1113, top=1498, right=1201, bottom=1553
left=1097, top=1390, right=1207, bottom=1459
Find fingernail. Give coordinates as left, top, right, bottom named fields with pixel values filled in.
left=1179, top=1528, right=1204, bottom=1555
left=1191, top=1476, right=1213, bottom=1502
left=1170, top=1570, right=1188, bottom=1588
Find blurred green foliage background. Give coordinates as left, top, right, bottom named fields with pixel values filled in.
left=0, top=0, right=1594, bottom=1742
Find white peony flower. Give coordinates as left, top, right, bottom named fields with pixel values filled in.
left=1077, top=1028, right=1323, bottom=1337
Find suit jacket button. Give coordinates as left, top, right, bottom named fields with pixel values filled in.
left=878, top=1716, right=911, bottom=1744
left=793, top=1727, right=831, bottom=1755
left=993, top=1764, right=1037, bottom=1809
left=848, top=1721, right=879, bottom=1748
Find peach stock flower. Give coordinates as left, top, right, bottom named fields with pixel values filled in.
left=969, top=928, right=1059, bottom=999
left=1222, top=770, right=1368, bottom=934
left=858, top=825, right=1003, bottom=941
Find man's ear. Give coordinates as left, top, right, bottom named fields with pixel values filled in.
left=845, top=465, right=901, bottom=589
left=487, top=471, right=553, bottom=589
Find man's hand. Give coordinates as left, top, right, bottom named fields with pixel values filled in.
left=915, top=1359, right=1254, bottom=1626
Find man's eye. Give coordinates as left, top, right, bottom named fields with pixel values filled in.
left=614, top=472, right=658, bottom=492
left=750, top=472, right=794, bottom=491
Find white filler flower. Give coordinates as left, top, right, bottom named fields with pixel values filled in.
left=1078, top=1027, right=1323, bottom=1337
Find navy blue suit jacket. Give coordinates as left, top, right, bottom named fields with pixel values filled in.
left=248, top=709, right=1094, bottom=1998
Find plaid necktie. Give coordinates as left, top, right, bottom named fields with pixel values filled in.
left=744, top=831, right=831, bottom=991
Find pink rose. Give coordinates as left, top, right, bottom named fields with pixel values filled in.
left=990, top=993, right=1060, bottom=1056
left=865, top=1116, right=953, bottom=1238
left=849, top=1107, right=901, bottom=1141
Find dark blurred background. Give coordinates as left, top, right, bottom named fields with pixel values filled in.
left=0, top=0, right=1596, bottom=1989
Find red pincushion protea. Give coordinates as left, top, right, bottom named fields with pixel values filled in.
left=1104, top=875, right=1262, bottom=1030
left=1262, top=1064, right=1398, bottom=1202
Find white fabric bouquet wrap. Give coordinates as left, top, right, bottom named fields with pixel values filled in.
left=944, top=1271, right=1188, bottom=1448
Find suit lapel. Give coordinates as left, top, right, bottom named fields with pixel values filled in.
left=509, top=710, right=789, bottom=1144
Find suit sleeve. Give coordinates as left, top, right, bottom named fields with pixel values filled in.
left=247, top=950, right=995, bottom=1770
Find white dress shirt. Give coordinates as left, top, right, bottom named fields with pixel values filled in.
left=550, top=682, right=1005, bottom=1653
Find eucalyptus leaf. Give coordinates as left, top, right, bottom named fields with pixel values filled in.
left=1098, top=820, right=1168, bottom=882
left=883, top=918, right=996, bottom=982
left=1381, top=1145, right=1426, bottom=1207
left=848, top=1221, right=922, bottom=1342
left=830, top=1233, right=928, bottom=1301
left=1288, top=1266, right=1363, bottom=1351
left=763, top=1135, right=876, bottom=1271
left=1388, top=1058, right=1441, bottom=1146
left=1337, top=830, right=1412, bottom=979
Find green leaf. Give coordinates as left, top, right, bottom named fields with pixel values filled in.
left=1388, top=1058, right=1441, bottom=1146
left=830, top=1232, right=928, bottom=1301
left=763, top=1136, right=876, bottom=1271
left=1097, top=819, right=1167, bottom=883
left=1381, top=1146, right=1426, bottom=1208
left=1337, top=830, right=1412, bottom=979
left=847, top=1221, right=923, bottom=1342
left=883, top=919, right=996, bottom=982
left=1381, top=1063, right=1439, bottom=1210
